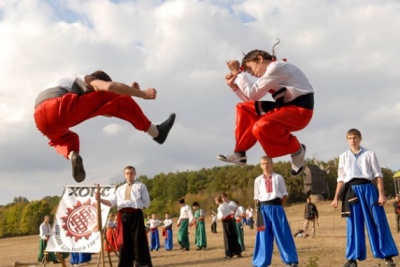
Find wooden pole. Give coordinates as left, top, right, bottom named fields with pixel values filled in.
left=97, top=184, right=105, bottom=267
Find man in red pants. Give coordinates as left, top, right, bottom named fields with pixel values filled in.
left=34, top=70, right=176, bottom=183
left=217, top=42, right=313, bottom=176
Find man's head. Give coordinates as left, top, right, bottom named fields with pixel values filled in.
left=215, top=195, right=223, bottom=205
left=260, top=156, right=273, bottom=173
left=192, top=202, right=199, bottom=210
left=43, top=215, right=50, bottom=223
left=124, top=166, right=136, bottom=184
left=346, top=128, right=362, bottom=151
left=90, top=70, right=112, bottom=81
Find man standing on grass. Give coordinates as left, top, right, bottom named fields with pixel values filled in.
left=177, top=198, right=193, bottom=251
left=252, top=156, right=298, bottom=267
left=191, top=202, right=207, bottom=250
left=97, top=165, right=152, bottom=267
left=331, top=128, right=398, bottom=267
left=303, top=197, right=319, bottom=238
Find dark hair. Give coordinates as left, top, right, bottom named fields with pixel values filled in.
left=241, top=39, right=281, bottom=69
left=215, top=195, right=223, bottom=204
left=124, top=166, right=136, bottom=172
left=346, top=128, right=362, bottom=139
left=90, top=70, right=112, bottom=82
left=192, top=202, right=199, bottom=207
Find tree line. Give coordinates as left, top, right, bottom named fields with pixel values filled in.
left=0, top=158, right=397, bottom=238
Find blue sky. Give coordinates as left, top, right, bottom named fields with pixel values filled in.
left=0, top=0, right=400, bottom=204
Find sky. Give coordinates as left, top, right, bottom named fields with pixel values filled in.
left=0, top=0, right=400, bottom=205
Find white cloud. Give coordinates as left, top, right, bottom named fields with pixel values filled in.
left=102, top=123, right=124, bottom=135
left=0, top=0, right=400, bottom=204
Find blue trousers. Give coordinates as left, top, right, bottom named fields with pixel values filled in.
left=346, top=183, right=398, bottom=261
left=70, top=253, right=91, bottom=264
left=252, top=204, right=298, bottom=267
left=150, top=229, right=160, bottom=250
left=164, top=229, right=173, bottom=250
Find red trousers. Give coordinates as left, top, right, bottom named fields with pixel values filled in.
left=34, top=92, right=151, bottom=158
left=234, top=101, right=313, bottom=158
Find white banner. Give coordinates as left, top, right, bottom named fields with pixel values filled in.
left=46, top=185, right=116, bottom=253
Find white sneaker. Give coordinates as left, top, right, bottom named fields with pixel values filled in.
left=291, top=144, right=306, bottom=176
left=217, top=154, right=247, bottom=166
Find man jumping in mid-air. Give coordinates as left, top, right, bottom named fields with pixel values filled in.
left=34, top=70, right=175, bottom=182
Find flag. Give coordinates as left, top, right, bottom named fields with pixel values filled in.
left=46, top=185, right=116, bottom=253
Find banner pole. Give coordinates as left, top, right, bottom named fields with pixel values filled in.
left=97, top=184, right=106, bottom=267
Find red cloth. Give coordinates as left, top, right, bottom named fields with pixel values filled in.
left=116, top=208, right=140, bottom=247
left=34, top=92, right=151, bottom=158
left=234, top=101, right=313, bottom=158
left=104, top=227, right=118, bottom=252
left=265, top=175, right=273, bottom=193
left=223, top=214, right=234, bottom=221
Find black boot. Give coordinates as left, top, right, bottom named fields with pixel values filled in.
left=70, top=151, right=86, bottom=183
left=153, top=113, right=176, bottom=144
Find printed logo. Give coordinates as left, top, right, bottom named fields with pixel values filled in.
left=61, top=199, right=98, bottom=241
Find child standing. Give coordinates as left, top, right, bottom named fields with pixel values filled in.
left=177, top=198, right=193, bottom=251
left=147, top=214, right=163, bottom=251
left=234, top=201, right=246, bottom=252
left=253, top=156, right=298, bottom=267
left=218, top=41, right=314, bottom=176
left=331, top=128, right=398, bottom=267
left=104, top=213, right=118, bottom=252
left=215, top=195, right=242, bottom=259
left=190, top=202, right=207, bottom=250
left=163, top=213, right=173, bottom=251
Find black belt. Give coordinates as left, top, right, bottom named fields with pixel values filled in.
left=260, top=198, right=282, bottom=206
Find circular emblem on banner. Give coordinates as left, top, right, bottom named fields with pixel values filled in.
left=61, top=199, right=98, bottom=241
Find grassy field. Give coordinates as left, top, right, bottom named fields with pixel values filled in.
left=1, top=200, right=399, bottom=267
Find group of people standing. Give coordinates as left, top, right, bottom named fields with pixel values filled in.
left=39, top=133, right=400, bottom=267
left=144, top=213, right=173, bottom=251
left=33, top=40, right=400, bottom=267
left=38, top=215, right=91, bottom=266
left=176, top=199, right=207, bottom=251
left=176, top=193, right=251, bottom=258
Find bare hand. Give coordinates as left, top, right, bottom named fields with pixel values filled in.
left=226, top=59, right=240, bottom=75
left=378, top=195, right=387, bottom=206
left=225, top=73, right=235, bottom=80
left=142, top=88, right=157, bottom=100
left=225, top=73, right=239, bottom=91
left=131, top=82, right=140, bottom=89
left=331, top=199, right=338, bottom=209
